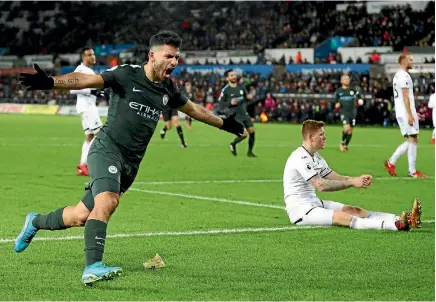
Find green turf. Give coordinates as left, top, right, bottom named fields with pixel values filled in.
left=0, top=114, right=434, bottom=301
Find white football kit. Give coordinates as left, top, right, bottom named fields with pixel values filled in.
left=393, top=70, right=419, bottom=137
left=283, top=146, right=344, bottom=226
left=70, top=63, right=103, bottom=135
left=428, top=93, right=436, bottom=128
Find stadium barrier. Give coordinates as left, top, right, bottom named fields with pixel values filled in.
left=0, top=103, right=60, bottom=114
left=0, top=104, right=192, bottom=120
left=57, top=105, right=108, bottom=117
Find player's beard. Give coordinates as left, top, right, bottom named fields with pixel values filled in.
left=152, top=60, right=173, bottom=80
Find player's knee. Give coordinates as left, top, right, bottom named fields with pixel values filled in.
left=352, top=206, right=366, bottom=217
left=242, top=131, right=248, bottom=137
left=408, top=135, right=418, bottom=143
left=75, top=211, right=89, bottom=226
left=166, top=123, right=172, bottom=130
left=94, top=192, right=120, bottom=215
left=172, top=117, right=180, bottom=126
left=332, top=210, right=353, bottom=227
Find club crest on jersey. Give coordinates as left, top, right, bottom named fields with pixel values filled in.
left=108, top=166, right=118, bottom=174
left=240, top=90, right=243, bottom=95
left=163, top=94, right=169, bottom=105
left=350, top=91, right=354, bottom=95
left=306, top=164, right=312, bottom=171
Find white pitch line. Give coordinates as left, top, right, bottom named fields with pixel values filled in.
left=0, top=225, right=324, bottom=244
left=129, top=188, right=283, bottom=209
left=134, top=179, right=282, bottom=185
left=1, top=220, right=434, bottom=244
left=134, top=176, right=434, bottom=186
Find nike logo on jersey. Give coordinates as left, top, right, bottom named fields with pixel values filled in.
left=133, top=87, right=144, bottom=92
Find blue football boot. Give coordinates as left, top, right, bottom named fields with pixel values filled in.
left=82, top=262, right=123, bottom=286
left=14, top=212, right=38, bottom=253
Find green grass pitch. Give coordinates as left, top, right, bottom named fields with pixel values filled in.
left=0, top=114, right=434, bottom=301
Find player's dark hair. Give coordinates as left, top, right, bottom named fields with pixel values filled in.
left=302, top=120, right=324, bottom=139
left=149, top=30, right=182, bottom=49
left=224, top=69, right=233, bottom=78
left=80, top=47, right=93, bottom=58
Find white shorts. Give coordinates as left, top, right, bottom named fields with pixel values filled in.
left=396, top=115, right=419, bottom=137
left=286, top=199, right=345, bottom=226
left=80, top=107, right=102, bottom=135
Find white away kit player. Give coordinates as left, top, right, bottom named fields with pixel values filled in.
left=428, top=93, right=436, bottom=144
left=384, top=52, right=427, bottom=178
left=70, top=47, right=104, bottom=176
left=283, top=120, right=422, bottom=231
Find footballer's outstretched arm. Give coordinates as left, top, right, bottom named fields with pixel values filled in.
left=179, top=100, right=244, bottom=137
left=53, top=73, right=104, bottom=90
left=179, top=100, right=223, bottom=127
left=19, top=63, right=104, bottom=91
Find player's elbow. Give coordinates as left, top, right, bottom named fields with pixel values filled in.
left=315, top=185, right=325, bottom=192
left=310, top=179, right=324, bottom=192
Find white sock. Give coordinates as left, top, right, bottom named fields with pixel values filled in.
left=367, top=212, right=397, bottom=222
left=389, top=141, right=408, bottom=165
left=407, top=142, right=417, bottom=174
left=350, top=216, right=383, bottom=230
left=432, top=129, right=435, bottom=139
left=350, top=216, right=399, bottom=231
left=80, top=140, right=91, bottom=165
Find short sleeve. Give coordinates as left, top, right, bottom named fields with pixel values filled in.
left=428, top=94, right=436, bottom=109
left=218, top=88, right=229, bottom=103
left=242, top=85, right=249, bottom=95
left=167, top=81, right=189, bottom=109
left=319, top=158, right=332, bottom=178
left=295, top=157, right=318, bottom=181
left=397, top=73, right=411, bottom=89
left=100, top=65, right=129, bottom=90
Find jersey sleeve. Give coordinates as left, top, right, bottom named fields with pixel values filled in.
left=318, top=156, right=332, bottom=178
left=100, top=65, right=130, bottom=90
left=218, top=88, right=230, bottom=105
left=334, top=90, right=340, bottom=102
left=428, top=94, right=436, bottom=109
left=396, top=72, right=411, bottom=89
left=167, top=81, right=189, bottom=109
left=71, top=65, right=92, bottom=95
left=295, top=156, right=318, bottom=181
left=236, top=85, right=248, bottom=102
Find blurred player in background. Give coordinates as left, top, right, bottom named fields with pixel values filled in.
left=283, top=120, right=422, bottom=231
left=384, top=52, right=427, bottom=178
left=160, top=99, right=187, bottom=148
left=427, top=92, right=436, bottom=144
left=335, top=75, right=359, bottom=152
left=218, top=69, right=256, bottom=157
left=70, top=47, right=105, bottom=176
left=183, top=81, right=196, bottom=129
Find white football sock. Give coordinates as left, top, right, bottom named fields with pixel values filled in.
left=350, top=216, right=383, bottom=230
left=349, top=216, right=398, bottom=231
left=389, top=141, right=408, bottom=165
left=432, top=129, right=435, bottom=139
left=80, top=140, right=91, bottom=165
left=407, top=142, right=417, bottom=174
left=367, top=212, right=397, bottom=222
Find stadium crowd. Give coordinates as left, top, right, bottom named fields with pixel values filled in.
left=0, top=1, right=434, bottom=56
left=0, top=68, right=433, bottom=127
left=0, top=1, right=434, bottom=127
